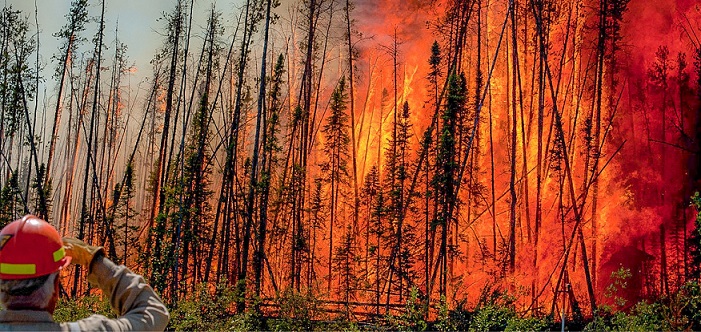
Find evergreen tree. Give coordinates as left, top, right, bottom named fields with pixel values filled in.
left=432, top=72, right=465, bottom=299
left=147, top=0, right=186, bottom=287
left=361, top=165, right=380, bottom=283
left=252, top=53, right=285, bottom=304
left=370, top=175, right=388, bottom=314
left=0, top=6, right=45, bottom=218
left=110, top=162, right=139, bottom=265
left=306, top=178, right=324, bottom=289
left=385, top=101, right=415, bottom=302
left=321, top=76, right=351, bottom=292
left=334, top=225, right=358, bottom=319
left=428, top=41, right=442, bottom=107
left=0, top=172, right=23, bottom=227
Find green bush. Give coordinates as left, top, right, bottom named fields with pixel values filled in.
left=584, top=306, right=614, bottom=331
left=386, top=287, right=428, bottom=331
left=51, top=279, right=701, bottom=331
left=680, top=281, right=701, bottom=330
left=469, top=304, right=515, bottom=332
left=168, top=282, right=244, bottom=331
left=432, top=291, right=547, bottom=332
left=585, top=301, right=670, bottom=332
left=434, top=297, right=471, bottom=331
left=268, top=289, right=321, bottom=331
left=53, top=294, right=114, bottom=323
left=504, top=315, right=550, bottom=331
left=612, top=301, right=671, bottom=331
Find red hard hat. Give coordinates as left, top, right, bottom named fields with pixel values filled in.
left=0, top=215, right=71, bottom=280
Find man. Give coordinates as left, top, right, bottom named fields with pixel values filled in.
left=0, top=215, right=169, bottom=331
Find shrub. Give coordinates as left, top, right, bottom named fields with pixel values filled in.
left=434, top=297, right=471, bottom=332
left=680, top=281, right=701, bottom=330
left=386, top=287, right=428, bottom=331
left=168, top=282, right=242, bottom=331
left=504, top=315, right=550, bottom=331
left=268, top=289, right=321, bottom=331
left=610, top=301, right=671, bottom=331
left=469, top=304, right=515, bottom=332
left=53, top=294, right=113, bottom=323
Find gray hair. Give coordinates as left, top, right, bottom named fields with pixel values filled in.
left=0, top=272, right=57, bottom=310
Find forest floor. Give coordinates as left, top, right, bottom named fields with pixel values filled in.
left=52, top=280, right=701, bottom=331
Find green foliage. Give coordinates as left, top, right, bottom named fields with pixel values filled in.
left=30, top=163, right=51, bottom=219
left=52, top=282, right=701, bottom=332
left=0, top=172, right=23, bottom=227
left=434, top=297, right=470, bottom=331
left=333, top=225, right=359, bottom=317
left=429, top=41, right=442, bottom=83
left=504, top=315, right=550, bottom=332
left=387, top=287, right=428, bottom=331
left=269, top=290, right=321, bottom=331
left=53, top=295, right=114, bottom=323
left=468, top=304, right=515, bottom=332
left=610, top=302, right=671, bottom=331
left=168, top=282, right=239, bottom=331
left=587, top=301, right=672, bottom=331
left=679, top=281, right=701, bottom=330
left=321, top=75, right=351, bottom=182
left=689, top=192, right=701, bottom=279
left=0, top=6, right=37, bottom=136
left=110, top=162, right=140, bottom=265
left=432, top=72, right=465, bottom=230
left=430, top=291, right=553, bottom=332
left=52, top=0, right=89, bottom=77
left=584, top=305, right=614, bottom=332
left=604, top=266, right=632, bottom=308
left=583, top=280, right=701, bottom=332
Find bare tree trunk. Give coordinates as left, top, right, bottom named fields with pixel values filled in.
left=345, top=0, right=360, bottom=238
left=252, top=0, right=274, bottom=310
left=508, top=0, right=518, bottom=273
left=532, top=8, right=598, bottom=316
left=146, top=1, right=184, bottom=278
left=75, top=0, right=105, bottom=298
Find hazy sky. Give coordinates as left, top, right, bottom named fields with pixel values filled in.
left=6, top=0, right=247, bottom=101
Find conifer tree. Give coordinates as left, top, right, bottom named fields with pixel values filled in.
left=0, top=172, right=23, bottom=227
left=386, top=101, right=414, bottom=302
left=370, top=174, right=387, bottom=314
left=334, top=225, right=358, bottom=319
left=148, top=0, right=186, bottom=286
left=361, top=165, right=380, bottom=282
left=433, top=72, right=465, bottom=299
left=321, top=76, right=351, bottom=292
left=110, top=162, right=138, bottom=265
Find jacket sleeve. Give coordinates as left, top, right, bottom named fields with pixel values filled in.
left=73, top=255, right=170, bottom=331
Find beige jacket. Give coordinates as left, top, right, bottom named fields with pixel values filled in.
left=0, top=256, right=169, bottom=331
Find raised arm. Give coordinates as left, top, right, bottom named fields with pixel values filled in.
left=63, top=237, right=169, bottom=331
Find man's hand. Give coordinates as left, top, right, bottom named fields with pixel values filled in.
left=63, top=237, right=104, bottom=267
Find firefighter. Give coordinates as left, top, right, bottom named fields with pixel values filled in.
left=0, top=215, right=169, bottom=331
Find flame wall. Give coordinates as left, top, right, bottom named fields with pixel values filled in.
left=332, top=0, right=701, bottom=314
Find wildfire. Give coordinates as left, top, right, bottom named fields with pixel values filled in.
left=10, top=0, right=699, bottom=321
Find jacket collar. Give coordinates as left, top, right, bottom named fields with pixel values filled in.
left=0, top=309, right=55, bottom=323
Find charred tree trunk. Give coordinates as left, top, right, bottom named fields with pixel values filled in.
left=75, top=0, right=105, bottom=298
